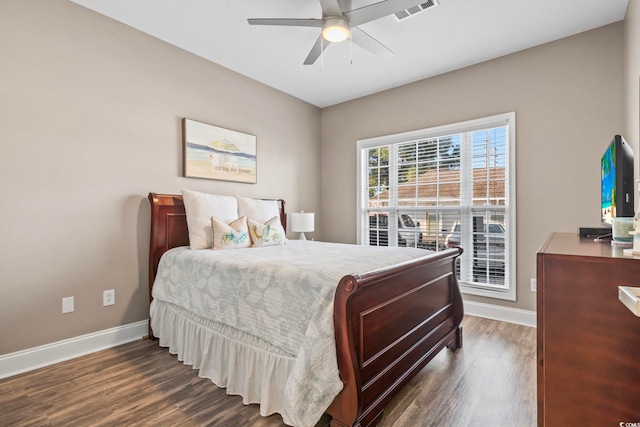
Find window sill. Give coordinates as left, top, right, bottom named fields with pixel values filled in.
left=459, top=282, right=516, bottom=301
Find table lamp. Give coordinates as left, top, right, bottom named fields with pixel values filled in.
left=289, top=211, right=314, bottom=240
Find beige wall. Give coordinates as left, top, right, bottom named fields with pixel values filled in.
left=320, top=23, right=625, bottom=312
left=1, top=0, right=635, bottom=356
left=0, top=0, right=320, bottom=355
left=626, top=0, right=640, bottom=161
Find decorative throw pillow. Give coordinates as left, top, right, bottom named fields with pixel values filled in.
left=247, top=216, right=287, bottom=247
left=211, top=216, right=251, bottom=250
left=182, top=189, right=238, bottom=250
left=236, top=195, right=280, bottom=223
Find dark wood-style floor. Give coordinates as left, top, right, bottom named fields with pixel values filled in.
left=0, top=316, right=536, bottom=427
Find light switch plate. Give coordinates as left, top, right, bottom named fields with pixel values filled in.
left=618, top=286, right=640, bottom=317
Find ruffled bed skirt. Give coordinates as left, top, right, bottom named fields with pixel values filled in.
left=150, top=299, right=299, bottom=426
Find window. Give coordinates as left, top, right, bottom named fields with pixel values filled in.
left=357, top=112, right=516, bottom=300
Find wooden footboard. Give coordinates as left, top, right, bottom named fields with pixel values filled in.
left=328, top=248, right=464, bottom=427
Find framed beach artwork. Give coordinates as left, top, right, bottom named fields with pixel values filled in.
left=183, top=118, right=257, bottom=184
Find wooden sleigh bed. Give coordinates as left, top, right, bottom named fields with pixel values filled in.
left=148, top=192, right=464, bottom=427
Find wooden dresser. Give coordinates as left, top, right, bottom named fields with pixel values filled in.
left=536, top=232, right=640, bottom=426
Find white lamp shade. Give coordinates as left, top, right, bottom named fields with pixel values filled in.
left=289, top=212, right=315, bottom=233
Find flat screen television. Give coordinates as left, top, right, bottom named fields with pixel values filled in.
left=601, top=135, right=635, bottom=226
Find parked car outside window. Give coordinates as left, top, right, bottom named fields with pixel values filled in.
left=444, top=222, right=505, bottom=248
left=369, top=213, right=423, bottom=248
left=444, top=220, right=506, bottom=282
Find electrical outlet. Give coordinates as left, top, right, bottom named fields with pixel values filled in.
left=531, top=278, right=537, bottom=292
left=62, top=296, right=74, bottom=314
left=103, top=289, right=115, bottom=306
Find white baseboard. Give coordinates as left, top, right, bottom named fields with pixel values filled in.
left=0, top=320, right=148, bottom=380
left=0, top=304, right=533, bottom=380
left=464, top=300, right=536, bottom=327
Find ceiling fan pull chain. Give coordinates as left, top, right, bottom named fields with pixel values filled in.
left=321, top=36, right=324, bottom=71
left=349, top=28, right=353, bottom=65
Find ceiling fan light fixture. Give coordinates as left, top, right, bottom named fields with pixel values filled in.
left=322, top=17, right=350, bottom=43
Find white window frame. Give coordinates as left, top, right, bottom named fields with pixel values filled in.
left=356, top=112, right=516, bottom=301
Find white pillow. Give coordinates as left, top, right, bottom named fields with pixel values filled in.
left=182, top=189, right=238, bottom=250
left=211, top=216, right=251, bottom=250
left=236, top=195, right=280, bottom=224
left=247, top=216, right=287, bottom=247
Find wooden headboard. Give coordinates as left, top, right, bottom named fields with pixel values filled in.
left=147, top=192, right=287, bottom=306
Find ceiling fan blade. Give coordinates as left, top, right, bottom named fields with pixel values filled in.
left=319, top=0, right=343, bottom=17
left=337, top=0, right=353, bottom=13
left=247, top=18, right=323, bottom=28
left=351, top=27, right=394, bottom=59
left=303, top=35, right=331, bottom=65
left=345, top=0, right=428, bottom=26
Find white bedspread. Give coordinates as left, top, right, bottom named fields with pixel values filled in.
left=151, top=240, right=430, bottom=426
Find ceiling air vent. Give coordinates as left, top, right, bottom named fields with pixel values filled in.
left=393, top=0, right=439, bottom=22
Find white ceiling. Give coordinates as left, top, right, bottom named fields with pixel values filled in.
left=70, top=0, right=629, bottom=108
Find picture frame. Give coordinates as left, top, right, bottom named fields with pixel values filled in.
left=183, top=118, right=257, bottom=183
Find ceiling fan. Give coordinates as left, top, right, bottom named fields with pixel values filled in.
left=248, top=0, right=426, bottom=65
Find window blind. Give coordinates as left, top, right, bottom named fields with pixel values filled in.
left=358, top=113, right=516, bottom=300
